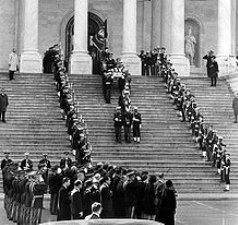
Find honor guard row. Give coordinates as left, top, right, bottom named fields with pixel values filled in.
left=161, top=57, right=232, bottom=191
left=54, top=52, right=92, bottom=166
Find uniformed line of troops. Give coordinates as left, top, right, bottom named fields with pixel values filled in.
left=161, top=59, right=231, bottom=191
left=54, top=54, right=92, bottom=166
left=2, top=157, right=48, bottom=225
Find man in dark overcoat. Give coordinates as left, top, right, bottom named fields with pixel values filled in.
left=57, top=177, right=71, bottom=221
left=71, top=179, right=83, bottom=219
left=208, top=56, right=219, bottom=86
left=0, top=88, right=9, bottom=123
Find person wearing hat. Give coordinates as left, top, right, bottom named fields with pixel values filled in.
left=232, top=92, right=238, bottom=123
left=132, top=107, right=142, bottom=143
left=203, top=50, right=215, bottom=77
left=113, top=106, right=123, bottom=143
left=123, top=109, right=133, bottom=143
left=0, top=88, right=9, bottom=123
left=20, top=153, right=33, bottom=171
left=208, top=55, right=219, bottom=86
left=224, top=153, right=231, bottom=191
left=38, top=153, right=51, bottom=183
left=38, top=153, right=51, bottom=170
left=1, top=152, right=12, bottom=170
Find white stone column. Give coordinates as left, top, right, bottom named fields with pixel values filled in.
left=217, top=0, right=236, bottom=75
left=20, top=0, right=42, bottom=73
left=169, top=0, right=190, bottom=76
left=151, top=0, right=161, bottom=48
left=120, top=0, right=141, bottom=75
left=70, top=0, right=92, bottom=74
left=161, top=0, right=172, bottom=53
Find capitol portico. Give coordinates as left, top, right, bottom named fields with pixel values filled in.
left=0, top=0, right=237, bottom=76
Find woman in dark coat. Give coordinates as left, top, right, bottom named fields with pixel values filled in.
left=142, top=175, right=156, bottom=220
left=159, top=180, right=177, bottom=225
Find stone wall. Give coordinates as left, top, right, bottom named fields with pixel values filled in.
left=0, top=0, right=236, bottom=72
left=0, top=0, right=17, bottom=71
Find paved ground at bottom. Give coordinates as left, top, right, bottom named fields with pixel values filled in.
left=0, top=197, right=238, bottom=225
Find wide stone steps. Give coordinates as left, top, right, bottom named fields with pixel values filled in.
left=0, top=73, right=71, bottom=191
left=68, top=74, right=238, bottom=193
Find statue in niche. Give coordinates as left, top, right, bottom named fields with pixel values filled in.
left=185, top=26, right=196, bottom=65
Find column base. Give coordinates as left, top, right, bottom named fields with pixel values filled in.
left=120, top=55, right=141, bottom=75
left=20, top=51, right=42, bottom=73
left=70, top=52, right=92, bottom=74
left=216, top=56, right=237, bottom=76
left=170, top=55, right=190, bottom=77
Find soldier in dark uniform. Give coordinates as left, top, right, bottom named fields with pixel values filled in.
left=106, top=53, right=116, bottom=70
left=1, top=152, right=12, bottom=171
left=123, top=110, right=133, bottom=143
left=224, top=153, right=231, bottom=191
left=132, top=107, right=142, bottom=143
left=113, top=106, right=123, bottom=143
left=103, top=72, right=113, bottom=104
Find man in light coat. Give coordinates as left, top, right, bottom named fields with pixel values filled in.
left=232, top=92, right=238, bottom=123
left=9, top=48, right=19, bottom=81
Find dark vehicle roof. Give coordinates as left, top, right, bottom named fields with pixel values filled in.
left=40, top=219, right=163, bottom=225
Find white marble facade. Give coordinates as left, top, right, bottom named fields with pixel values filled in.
left=0, top=0, right=237, bottom=75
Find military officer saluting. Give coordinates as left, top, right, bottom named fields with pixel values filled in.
left=132, top=107, right=142, bottom=143
left=113, top=106, right=123, bottom=143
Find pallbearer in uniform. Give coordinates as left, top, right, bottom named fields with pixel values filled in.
left=113, top=106, right=123, bottom=143
left=224, top=153, right=231, bottom=191
left=132, top=107, right=142, bottom=143
left=123, top=110, right=133, bottom=143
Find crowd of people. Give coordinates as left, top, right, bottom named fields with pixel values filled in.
left=158, top=56, right=231, bottom=191
left=139, top=47, right=168, bottom=76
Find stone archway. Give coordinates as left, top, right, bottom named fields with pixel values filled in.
left=65, top=12, right=104, bottom=73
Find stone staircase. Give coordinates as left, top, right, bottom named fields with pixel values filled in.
left=70, top=74, right=238, bottom=193
left=0, top=72, right=237, bottom=194
left=0, top=72, right=70, bottom=182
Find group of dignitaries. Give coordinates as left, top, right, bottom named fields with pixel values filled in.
left=1, top=151, right=177, bottom=225
left=99, top=48, right=142, bottom=144
left=159, top=57, right=231, bottom=191
left=139, top=47, right=168, bottom=76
